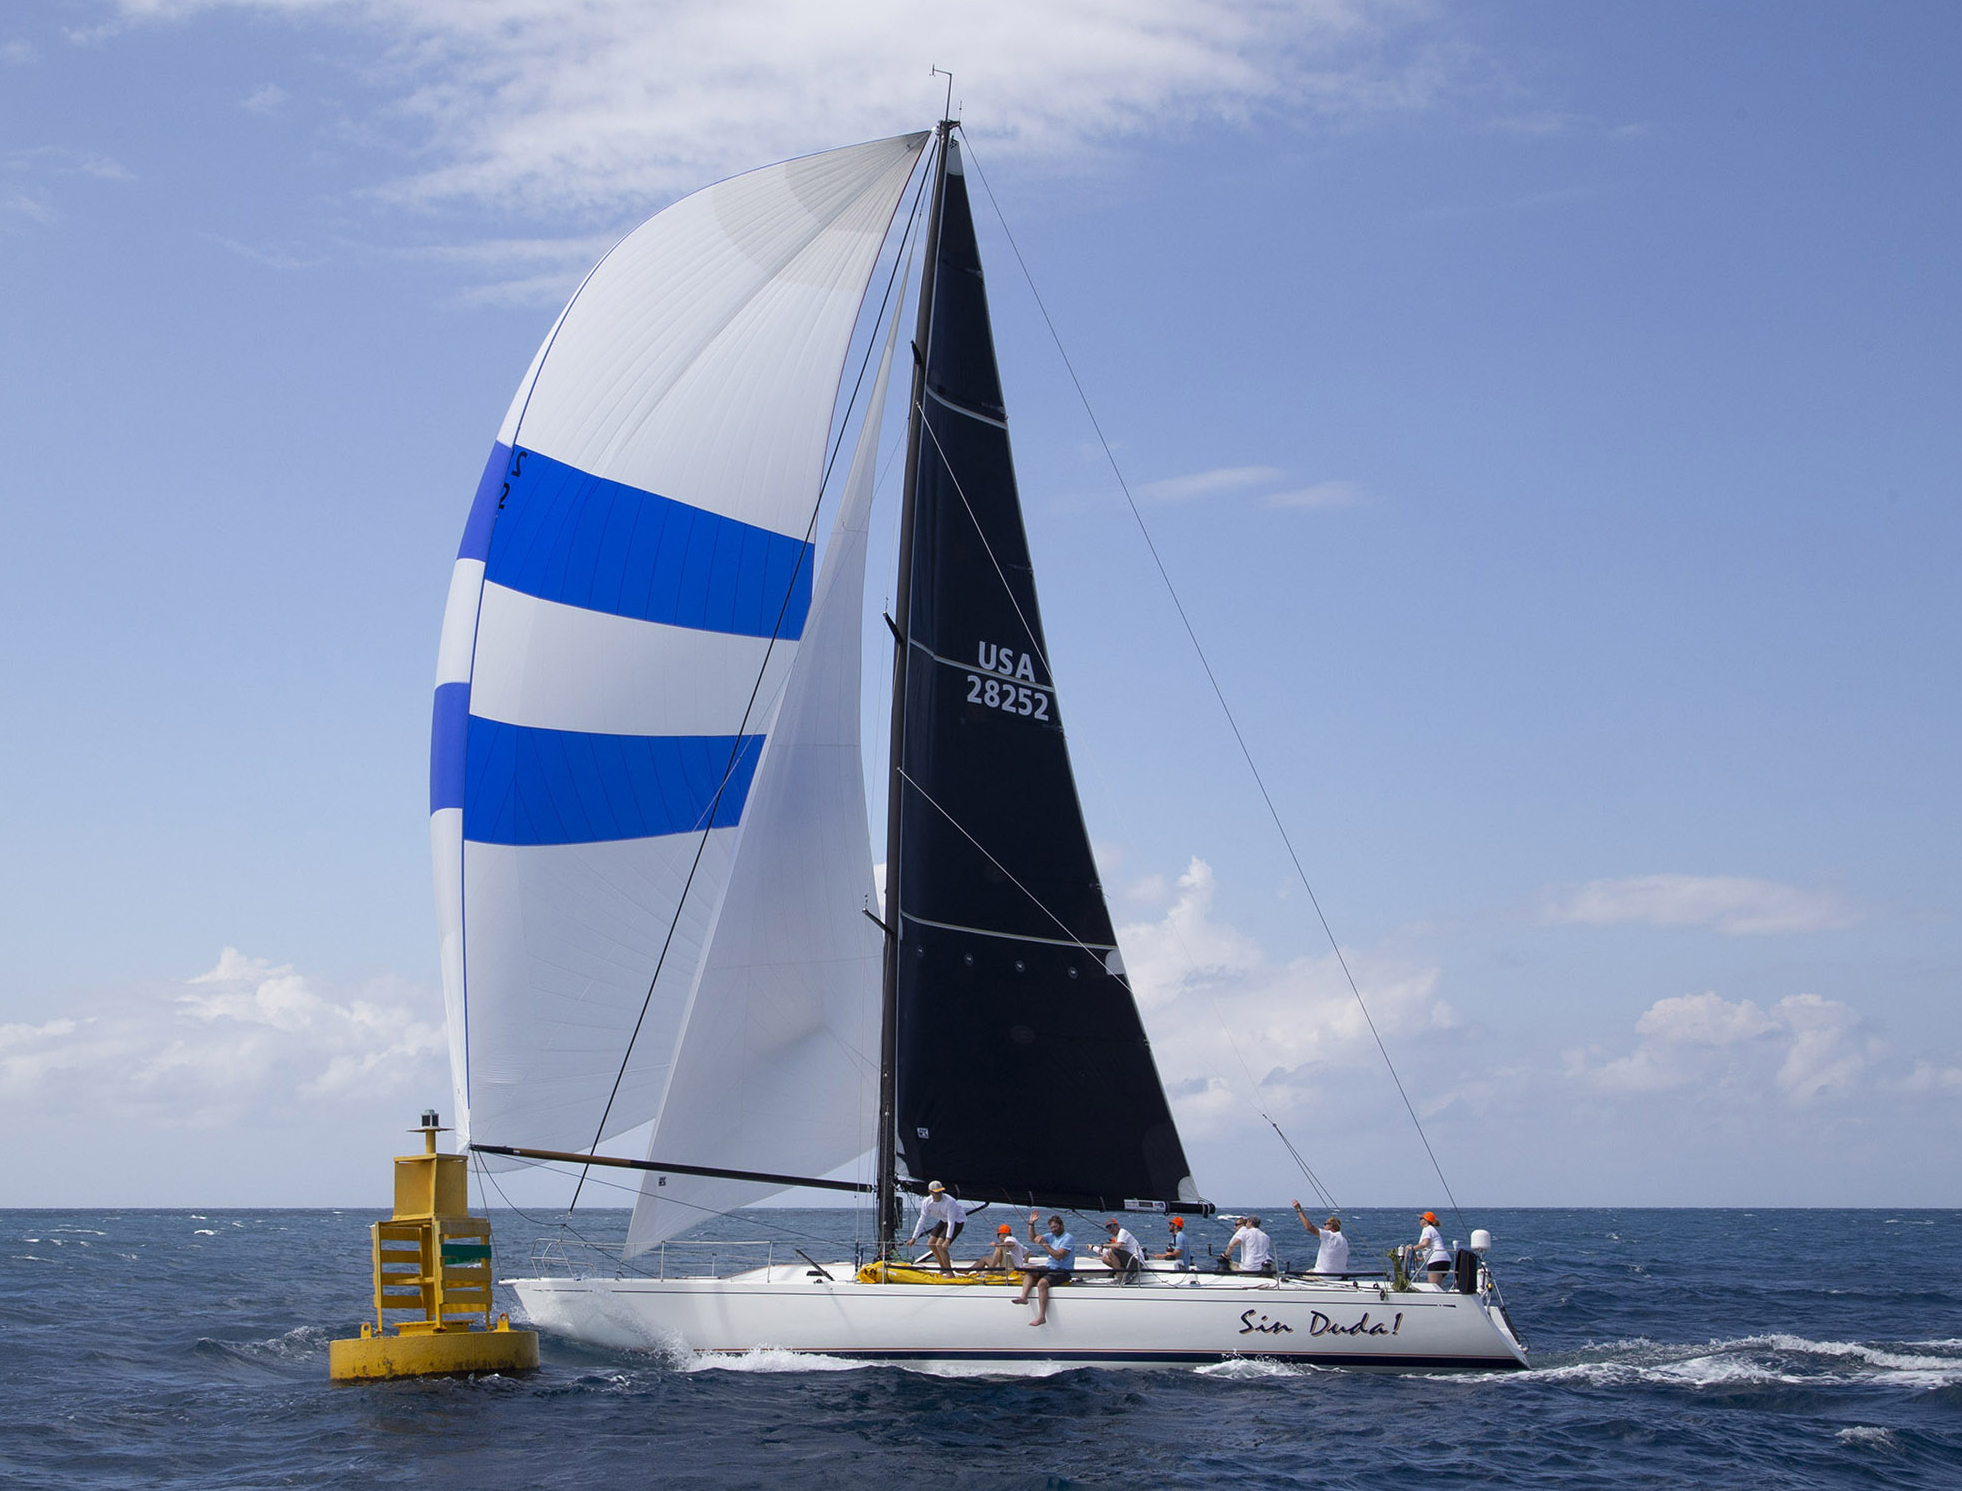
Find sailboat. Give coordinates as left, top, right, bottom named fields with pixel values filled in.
left=429, top=121, right=1529, bottom=1371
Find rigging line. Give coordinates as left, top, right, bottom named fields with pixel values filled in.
left=570, top=153, right=937, bottom=1210
left=1204, top=1013, right=1340, bottom=1217
left=960, top=138, right=1466, bottom=1237
left=912, top=399, right=1053, bottom=683
left=895, top=767, right=1106, bottom=968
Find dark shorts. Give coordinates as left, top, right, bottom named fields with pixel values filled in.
left=1107, top=1248, right=1139, bottom=1270
left=1022, top=1265, right=1071, bottom=1284
left=923, top=1222, right=950, bottom=1240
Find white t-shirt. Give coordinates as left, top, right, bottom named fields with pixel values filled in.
left=1105, top=1227, right=1140, bottom=1258
left=910, top=1192, right=967, bottom=1242
left=1231, top=1225, right=1273, bottom=1270
left=1312, top=1228, right=1351, bottom=1275
left=1418, top=1223, right=1448, bottom=1265
left=992, top=1235, right=1029, bottom=1267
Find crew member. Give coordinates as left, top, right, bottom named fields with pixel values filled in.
left=1414, top=1211, right=1450, bottom=1286
left=1014, top=1212, right=1075, bottom=1325
left=1099, top=1218, right=1142, bottom=1279
left=974, top=1222, right=1028, bottom=1274
left=1291, top=1200, right=1350, bottom=1275
left=1157, top=1216, right=1191, bottom=1271
left=908, top=1180, right=967, bottom=1275
left=1226, top=1214, right=1273, bottom=1275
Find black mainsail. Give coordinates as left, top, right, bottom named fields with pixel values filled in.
left=878, top=129, right=1203, bottom=1238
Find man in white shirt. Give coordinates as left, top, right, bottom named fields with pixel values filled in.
left=1226, top=1215, right=1274, bottom=1275
left=1291, top=1200, right=1350, bottom=1275
left=908, top=1181, right=967, bottom=1275
left=1098, top=1218, right=1142, bottom=1278
left=974, top=1222, right=1028, bottom=1274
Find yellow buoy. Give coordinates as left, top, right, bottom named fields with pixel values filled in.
left=328, top=1111, right=539, bottom=1382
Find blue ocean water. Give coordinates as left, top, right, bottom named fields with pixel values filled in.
left=2, top=1207, right=1958, bottom=1488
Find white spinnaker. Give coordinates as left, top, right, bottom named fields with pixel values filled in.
left=623, top=289, right=904, bottom=1253
left=437, top=134, right=927, bottom=1154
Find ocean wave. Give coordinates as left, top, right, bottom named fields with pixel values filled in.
left=1836, top=1426, right=1898, bottom=1449
left=1495, top=1334, right=1962, bottom=1391
left=687, top=1347, right=872, bottom=1374
left=194, top=1324, right=332, bottom=1369
left=1193, top=1357, right=1320, bottom=1380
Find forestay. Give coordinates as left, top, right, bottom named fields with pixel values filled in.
left=431, top=133, right=928, bottom=1156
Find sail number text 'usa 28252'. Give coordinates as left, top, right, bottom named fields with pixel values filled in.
left=965, top=642, right=1050, bottom=721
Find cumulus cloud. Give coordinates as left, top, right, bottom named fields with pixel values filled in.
left=1542, top=874, right=1860, bottom=936
left=1119, top=857, right=1455, bottom=1139
left=0, top=949, right=446, bottom=1128
left=1574, top=989, right=1879, bottom=1104
left=102, top=0, right=1452, bottom=216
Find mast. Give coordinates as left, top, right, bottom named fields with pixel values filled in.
left=878, top=120, right=955, bottom=1256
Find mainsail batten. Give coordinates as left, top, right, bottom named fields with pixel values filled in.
left=886, top=140, right=1201, bottom=1215
left=433, top=133, right=929, bottom=1156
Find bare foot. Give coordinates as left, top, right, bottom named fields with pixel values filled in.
left=1029, top=1317, right=1046, bottom=1326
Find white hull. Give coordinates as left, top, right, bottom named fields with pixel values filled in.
left=509, top=1264, right=1529, bottom=1372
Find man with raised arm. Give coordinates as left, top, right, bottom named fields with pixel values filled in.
left=1013, top=1212, right=1076, bottom=1325
left=1291, top=1200, right=1350, bottom=1275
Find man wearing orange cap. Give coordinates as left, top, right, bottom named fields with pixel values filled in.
left=1156, top=1216, right=1191, bottom=1271
left=973, top=1221, right=1028, bottom=1274
left=1414, top=1211, right=1450, bottom=1286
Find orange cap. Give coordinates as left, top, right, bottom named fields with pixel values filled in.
left=997, top=1223, right=1013, bottom=1235
left=1421, top=1211, right=1438, bottom=1224
left=1169, top=1217, right=1184, bottom=1229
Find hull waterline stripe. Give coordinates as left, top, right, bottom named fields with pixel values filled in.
left=697, top=1347, right=1525, bottom=1370
left=461, top=720, right=762, bottom=845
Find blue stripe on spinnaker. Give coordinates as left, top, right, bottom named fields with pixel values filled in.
left=481, top=448, right=812, bottom=639
left=457, top=444, right=509, bottom=563
left=461, top=717, right=765, bottom=846
left=430, top=682, right=471, bottom=813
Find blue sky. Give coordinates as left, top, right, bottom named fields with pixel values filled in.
left=2, top=1, right=1956, bottom=1209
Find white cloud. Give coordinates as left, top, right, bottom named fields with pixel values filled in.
left=2, top=39, right=38, bottom=65
left=1119, top=857, right=1455, bottom=1139
left=1542, top=873, right=1859, bottom=936
left=0, top=192, right=61, bottom=228
left=1135, top=465, right=1283, bottom=504
left=1264, top=479, right=1364, bottom=510
left=103, top=0, right=1451, bottom=216
left=0, top=948, right=446, bottom=1127
left=240, top=81, right=290, bottom=113
left=5, top=145, right=134, bottom=181
left=1576, top=989, right=1878, bottom=1104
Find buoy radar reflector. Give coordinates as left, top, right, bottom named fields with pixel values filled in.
left=327, top=1111, right=539, bottom=1382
